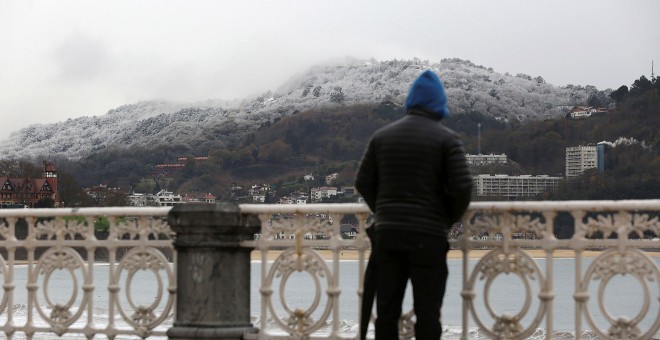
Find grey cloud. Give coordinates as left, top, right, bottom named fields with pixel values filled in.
left=52, top=33, right=111, bottom=83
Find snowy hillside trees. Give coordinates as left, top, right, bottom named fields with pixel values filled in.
left=0, top=58, right=608, bottom=160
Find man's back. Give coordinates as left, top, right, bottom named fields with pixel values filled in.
left=356, top=109, right=472, bottom=238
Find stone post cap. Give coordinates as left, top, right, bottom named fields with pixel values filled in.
left=168, top=202, right=261, bottom=240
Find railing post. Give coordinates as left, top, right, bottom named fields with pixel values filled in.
left=167, top=202, right=261, bottom=340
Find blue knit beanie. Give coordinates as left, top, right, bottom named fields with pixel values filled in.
left=404, top=70, right=450, bottom=118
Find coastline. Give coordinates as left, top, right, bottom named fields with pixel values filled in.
left=251, top=248, right=660, bottom=261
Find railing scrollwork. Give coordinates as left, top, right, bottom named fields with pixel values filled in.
left=0, top=200, right=659, bottom=339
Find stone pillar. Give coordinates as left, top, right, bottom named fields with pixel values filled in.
left=167, top=202, right=261, bottom=340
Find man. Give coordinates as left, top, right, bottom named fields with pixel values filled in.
left=355, top=70, right=473, bottom=340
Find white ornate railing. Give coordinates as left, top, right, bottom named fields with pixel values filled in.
left=0, top=207, right=175, bottom=339
left=240, top=200, right=660, bottom=340
left=240, top=203, right=371, bottom=339
left=461, top=200, right=660, bottom=340
left=1, top=200, right=659, bottom=340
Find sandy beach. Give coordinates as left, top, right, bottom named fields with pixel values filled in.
left=251, top=248, right=660, bottom=261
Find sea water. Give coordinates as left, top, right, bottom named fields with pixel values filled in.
left=249, top=257, right=660, bottom=339
left=1, top=257, right=659, bottom=339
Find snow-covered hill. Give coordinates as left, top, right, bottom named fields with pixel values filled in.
left=0, top=58, right=605, bottom=159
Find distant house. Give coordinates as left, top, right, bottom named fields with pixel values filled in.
left=0, top=161, right=61, bottom=207
left=182, top=192, right=217, bottom=204
left=278, top=192, right=309, bottom=205
left=249, top=184, right=271, bottom=203
left=569, top=106, right=609, bottom=119
left=154, top=189, right=184, bottom=206
left=129, top=191, right=215, bottom=206
left=128, top=192, right=154, bottom=207
left=339, top=186, right=356, bottom=198
left=339, top=224, right=358, bottom=239
left=310, top=187, right=338, bottom=202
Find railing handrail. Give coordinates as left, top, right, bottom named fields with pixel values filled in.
left=240, top=202, right=370, bottom=214
left=2, top=199, right=658, bottom=218
left=0, top=206, right=173, bottom=217
left=468, top=199, right=660, bottom=211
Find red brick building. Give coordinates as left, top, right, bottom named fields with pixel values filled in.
left=0, top=161, right=61, bottom=208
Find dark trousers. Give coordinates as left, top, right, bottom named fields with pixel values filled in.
left=375, top=230, right=449, bottom=340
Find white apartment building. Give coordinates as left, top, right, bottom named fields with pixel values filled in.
left=569, top=106, right=609, bottom=119
left=154, top=189, right=184, bottom=207
left=310, top=187, right=338, bottom=202
left=466, top=153, right=508, bottom=166
left=129, top=190, right=213, bottom=206
left=565, top=145, right=598, bottom=178
left=278, top=194, right=309, bottom=205
left=474, top=174, right=562, bottom=198
left=128, top=192, right=153, bottom=207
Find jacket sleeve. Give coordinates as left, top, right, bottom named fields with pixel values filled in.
left=443, top=136, right=473, bottom=222
left=355, top=139, right=378, bottom=212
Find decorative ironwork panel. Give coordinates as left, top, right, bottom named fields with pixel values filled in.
left=242, top=203, right=371, bottom=339
left=0, top=207, right=174, bottom=339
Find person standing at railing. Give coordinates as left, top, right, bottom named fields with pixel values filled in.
left=356, top=70, right=473, bottom=340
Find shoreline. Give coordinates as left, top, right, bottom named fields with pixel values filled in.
left=251, top=248, right=660, bottom=261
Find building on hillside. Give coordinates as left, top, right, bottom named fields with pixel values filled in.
left=339, top=186, right=356, bottom=198
left=154, top=189, right=183, bottom=207
left=249, top=184, right=271, bottom=195
left=128, top=191, right=215, bottom=206
left=465, top=153, right=508, bottom=166
left=565, top=144, right=605, bottom=178
left=278, top=192, right=309, bottom=205
left=339, top=224, right=358, bottom=239
left=128, top=192, right=155, bottom=207
left=310, top=187, right=338, bottom=202
left=84, top=184, right=125, bottom=206
left=473, top=174, right=562, bottom=198
left=325, top=173, right=339, bottom=185
left=249, top=184, right=271, bottom=203
left=0, top=161, right=61, bottom=207
left=568, top=106, right=609, bottom=119
left=182, top=192, right=217, bottom=204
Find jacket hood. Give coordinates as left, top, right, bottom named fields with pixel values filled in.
left=404, top=70, right=450, bottom=119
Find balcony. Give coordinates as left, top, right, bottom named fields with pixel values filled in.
left=0, top=200, right=659, bottom=339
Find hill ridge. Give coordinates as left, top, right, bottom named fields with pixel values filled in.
left=0, top=58, right=608, bottom=160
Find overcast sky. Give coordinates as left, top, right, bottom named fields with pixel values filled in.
left=1, top=0, right=658, bottom=140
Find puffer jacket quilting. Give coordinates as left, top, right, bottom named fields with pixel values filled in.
left=355, top=109, right=473, bottom=238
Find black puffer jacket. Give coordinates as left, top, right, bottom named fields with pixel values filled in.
left=355, top=109, right=473, bottom=238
